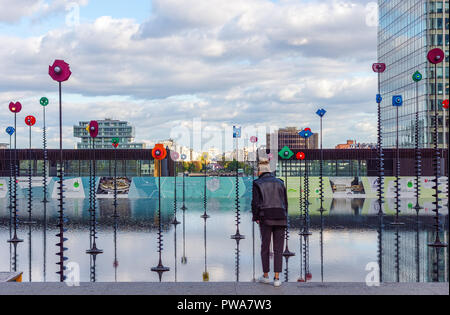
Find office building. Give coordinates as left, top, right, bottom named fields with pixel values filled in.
left=378, top=0, right=449, bottom=148
left=74, top=119, right=145, bottom=149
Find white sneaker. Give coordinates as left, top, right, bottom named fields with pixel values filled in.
left=258, top=275, right=271, bottom=284
left=273, top=278, right=281, bottom=287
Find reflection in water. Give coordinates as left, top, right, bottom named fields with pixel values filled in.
left=181, top=209, right=187, bottom=265
left=0, top=196, right=448, bottom=283
left=202, top=217, right=209, bottom=282
left=151, top=171, right=170, bottom=281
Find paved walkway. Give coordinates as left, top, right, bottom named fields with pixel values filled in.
left=0, top=282, right=448, bottom=295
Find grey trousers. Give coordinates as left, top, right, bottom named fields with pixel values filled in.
left=260, top=224, right=285, bottom=273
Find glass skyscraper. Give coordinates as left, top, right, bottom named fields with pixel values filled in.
left=74, top=119, right=145, bottom=149
left=378, top=0, right=449, bottom=148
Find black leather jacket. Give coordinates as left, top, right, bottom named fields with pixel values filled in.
left=252, top=173, right=288, bottom=225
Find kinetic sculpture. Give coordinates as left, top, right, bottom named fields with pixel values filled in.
left=373, top=63, right=386, bottom=216
left=412, top=72, right=422, bottom=213
left=250, top=136, right=258, bottom=281
left=5, top=127, right=14, bottom=225
left=231, top=126, right=244, bottom=240
left=278, top=146, right=294, bottom=257
left=24, top=115, right=37, bottom=225
left=202, top=210, right=209, bottom=282
left=316, top=109, right=327, bottom=213
left=86, top=120, right=103, bottom=256
left=171, top=151, right=181, bottom=225
left=201, top=152, right=210, bottom=219
left=299, top=128, right=313, bottom=236
left=181, top=196, right=188, bottom=265
left=180, top=154, right=188, bottom=211
left=40, top=97, right=49, bottom=204
left=112, top=138, right=120, bottom=219
left=151, top=144, right=170, bottom=280
left=8, top=102, right=23, bottom=247
left=427, top=48, right=447, bottom=248
left=391, top=95, right=404, bottom=226
left=49, top=59, right=71, bottom=281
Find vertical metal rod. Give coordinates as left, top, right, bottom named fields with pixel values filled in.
left=429, top=63, right=447, bottom=247
left=414, top=80, right=422, bottom=211
left=283, top=159, right=294, bottom=257
left=57, top=81, right=65, bottom=282
left=319, top=115, right=324, bottom=212
left=377, top=73, right=385, bottom=216
left=43, top=105, right=48, bottom=203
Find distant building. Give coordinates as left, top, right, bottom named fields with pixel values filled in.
left=0, top=143, right=8, bottom=149
left=336, top=140, right=377, bottom=149
left=74, top=119, right=145, bottom=149
left=266, top=127, right=319, bottom=151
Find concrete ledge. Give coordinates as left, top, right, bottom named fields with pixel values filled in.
left=0, top=282, right=448, bottom=295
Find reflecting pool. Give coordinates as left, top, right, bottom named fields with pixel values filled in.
left=0, top=197, right=448, bottom=283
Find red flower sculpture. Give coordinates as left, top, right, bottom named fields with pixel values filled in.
left=25, top=115, right=36, bottom=127
left=9, top=102, right=22, bottom=113
left=296, top=152, right=306, bottom=160
left=49, top=60, right=72, bottom=82
left=152, top=144, right=167, bottom=160
left=443, top=99, right=449, bottom=110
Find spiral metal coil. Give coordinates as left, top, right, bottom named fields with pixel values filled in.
left=303, top=235, right=310, bottom=282
left=8, top=122, right=23, bottom=245
left=25, top=141, right=33, bottom=224
left=56, top=167, right=68, bottom=281
left=430, top=109, right=443, bottom=245
left=395, top=228, right=400, bottom=282
left=428, top=65, right=446, bottom=248
left=151, top=165, right=170, bottom=280
left=231, top=156, right=244, bottom=240
left=414, top=84, right=422, bottom=211
left=201, top=161, right=209, bottom=219
left=90, top=255, right=97, bottom=282
left=181, top=172, right=187, bottom=211
left=300, top=160, right=311, bottom=236
left=113, top=152, right=118, bottom=218
left=172, top=161, right=180, bottom=225
left=87, top=140, right=103, bottom=256
left=8, top=139, right=13, bottom=220
left=377, top=96, right=385, bottom=215
left=393, top=155, right=402, bottom=223
left=283, top=161, right=294, bottom=256
left=284, top=256, right=289, bottom=283
left=42, top=112, right=48, bottom=203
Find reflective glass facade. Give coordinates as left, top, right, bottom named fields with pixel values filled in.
left=378, top=0, right=449, bottom=148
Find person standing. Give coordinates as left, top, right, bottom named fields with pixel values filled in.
left=252, top=158, right=288, bottom=287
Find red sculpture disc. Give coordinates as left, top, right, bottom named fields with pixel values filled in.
left=25, top=115, right=36, bottom=126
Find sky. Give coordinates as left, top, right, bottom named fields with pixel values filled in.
left=0, top=0, right=379, bottom=150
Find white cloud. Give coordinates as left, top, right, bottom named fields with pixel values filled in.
left=0, top=0, right=378, bottom=149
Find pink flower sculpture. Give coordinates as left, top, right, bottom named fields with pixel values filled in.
left=89, top=120, right=99, bottom=138
left=49, top=60, right=72, bottom=82
left=9, top=102, right=22, bottom=113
